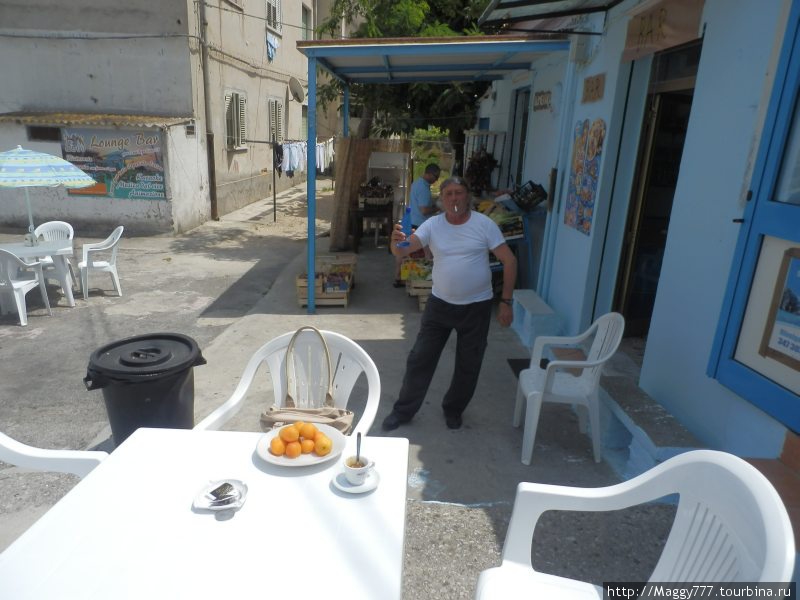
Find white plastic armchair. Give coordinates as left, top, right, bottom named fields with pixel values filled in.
left=514, top=312, right=625, bottom=464
left=78, top=225, right=123, bottom=300
left=475, top=450, right=795, bottom=599
left=34, top=220, right=77, bottom=287
left=0, top=249, right=52, bottom=326
left=0, top=432, right=108, bottom=478
left=194, top=329, right=380, bottom=436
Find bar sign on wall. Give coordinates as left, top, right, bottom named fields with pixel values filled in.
left=582, top=73, right=605, bottom=103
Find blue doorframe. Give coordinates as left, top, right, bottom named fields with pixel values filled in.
left=709, top=1, right=800, bottom=430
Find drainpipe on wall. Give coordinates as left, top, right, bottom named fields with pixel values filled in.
left=199, top=0, right=219, bottom=220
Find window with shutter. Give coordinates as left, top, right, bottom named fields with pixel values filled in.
left=266, top=0, right=282, bottom=33
left=225, top=91, right=247, bottom=150
left=268, top=98, right=284, bottom=143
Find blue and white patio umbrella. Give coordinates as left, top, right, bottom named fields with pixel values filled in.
left=0, top=145, right=95, bottom=233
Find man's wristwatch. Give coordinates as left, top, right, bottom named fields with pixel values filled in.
left=500, top=298, right=513, bottom=306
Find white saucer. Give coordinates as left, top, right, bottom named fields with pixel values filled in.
left=332, top=470, right=380, bottom=494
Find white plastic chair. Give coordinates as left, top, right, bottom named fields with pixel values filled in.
left=194, top=329, right=380, bottom=437
left=514, top=312, right=625, bottom=465
left=475, top=450, right=795, bottom=598
left=78, top=225, right=123, bottom=300
left=34, top=220, right=78, bottom=288
left=0, top=249, right=52, bottom=326
left=0, top=431, right=107, bottom=478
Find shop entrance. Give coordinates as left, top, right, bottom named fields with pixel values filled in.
left=615, top=42, right=701, bottom=337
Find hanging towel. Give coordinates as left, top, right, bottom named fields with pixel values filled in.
left=266, top=33, right=280, bottom=62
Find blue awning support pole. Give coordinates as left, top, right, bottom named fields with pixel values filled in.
left=307, top=56, right=318, bottom=314
left=343, top=86, right=350, bottom=137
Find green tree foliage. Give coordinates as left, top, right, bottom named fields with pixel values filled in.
left=317, top=0, right=492, bottom=170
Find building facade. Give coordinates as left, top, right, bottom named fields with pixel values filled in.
left=479, top=0, right=800, bottom=459
left=0, top=0, right=320, bottom=234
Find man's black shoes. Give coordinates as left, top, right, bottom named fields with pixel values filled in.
left=382, top=412, right=405, bottom=431
left=445, top=413, right=463, bottom=430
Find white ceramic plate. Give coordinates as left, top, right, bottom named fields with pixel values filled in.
left=331, top=470, right=380, bottom=495
left=255, top=423, right=346, bottom=467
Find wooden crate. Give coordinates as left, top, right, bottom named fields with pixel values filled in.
left=406, top=279, right=432, bottom=297
left=297, top=290, right=350, bottom=307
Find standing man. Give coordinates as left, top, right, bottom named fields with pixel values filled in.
left=394, top=163, right=440, bottom=287
left=383, top=176, right=517, bottom=430
left=409, top=163, right=441, bottom=226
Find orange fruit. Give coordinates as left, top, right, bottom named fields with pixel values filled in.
left=299, top=423, right=318, bottom=440
left=300, top=438, right=316, bottom=454
left=285, top=440, right=302, bottom=458
left=293, top=420, right=306, bottom=431
left=279, top=425, right=300, bottom=443
left=313, top=429, right=328, bottom=442
left=314, top=435, right=332, bottom=456
left=269, top=437, right=286, bottom=456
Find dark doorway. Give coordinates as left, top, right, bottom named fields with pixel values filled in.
left=615, top=42, right=701, bottom=337
left=508, top=87, right=531, bottom=188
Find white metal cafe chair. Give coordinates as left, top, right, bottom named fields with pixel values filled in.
left=0, top=431, right=108, bottom=478
left=0, top=248, right=52, bottom=326
left=475, top=450, right=795, bottom=599
left=34, top=220, right=78, bottom=287
left=194, top=329, right=380, bottom=437
left=78, top=225, right=123, bottom=300
left=514, top=312, right=625, bottom=465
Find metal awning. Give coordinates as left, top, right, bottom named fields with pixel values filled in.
left=0, top=112, right=193, bottom=129
left=480, top=0, right=623, bottom=27
left=298, top=35, right=568, bottom=85
left=296, top=35, right=569, bottom=313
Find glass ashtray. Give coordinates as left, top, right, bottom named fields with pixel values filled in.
left=192, top=479, right=248, bottom=512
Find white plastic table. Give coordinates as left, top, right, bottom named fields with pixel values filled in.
left=0, top=428, right=409, bottom=599
left=0, top=240, right=75, bottom=307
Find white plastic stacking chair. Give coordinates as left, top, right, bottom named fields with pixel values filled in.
left=475, top=450, right=795, bottom=599
left=0, top=249, right=52, bottom=326
left=78, top=225, right=123, bottom=300
left=195, top=329, right=380, bottom=437
left=0, top=431, right=107, bottom=478
left=514, top=312, right=625, bottom=464
left=34, top=220, right=78, bottom=288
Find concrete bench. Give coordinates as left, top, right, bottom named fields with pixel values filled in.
left=511, top=289, right=563, bottom=349
left=599, top=375, right=704, bottom=479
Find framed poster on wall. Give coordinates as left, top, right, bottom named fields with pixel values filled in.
left=759, top=247, right=800, bottom=371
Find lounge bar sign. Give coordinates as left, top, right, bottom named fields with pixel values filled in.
left=623, top=0, right=705, bottom=62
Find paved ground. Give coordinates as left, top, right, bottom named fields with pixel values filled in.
left=0, top=180, right=675, bottom=598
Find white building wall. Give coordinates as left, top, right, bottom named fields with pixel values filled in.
left=0, top=123, right=207, bottom=235
left=0, top=0, right=192, bottom=115
left=639, top=0, right=789, bottom=456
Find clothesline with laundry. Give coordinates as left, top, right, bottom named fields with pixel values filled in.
left=272, top=138, right=335, bottom=177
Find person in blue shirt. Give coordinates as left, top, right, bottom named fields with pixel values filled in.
left=409, top=164, right=441, bottom=226
left=393, top=164, right=440, bottom=287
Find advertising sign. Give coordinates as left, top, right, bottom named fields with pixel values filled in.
left=61, top=128, right=166, bottom=199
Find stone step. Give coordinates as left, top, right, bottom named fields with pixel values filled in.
left=599, top=375, right=704, bottom=479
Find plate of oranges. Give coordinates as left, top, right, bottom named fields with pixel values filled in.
left=255, top=422, right=346, bottom=467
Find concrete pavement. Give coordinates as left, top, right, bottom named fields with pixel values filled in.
left=0, top=181, right=675, bottom=599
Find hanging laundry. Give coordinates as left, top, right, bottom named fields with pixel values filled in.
left=266, top=33, right=279, bottom=62
left=272, top=142, right=283, bottom=176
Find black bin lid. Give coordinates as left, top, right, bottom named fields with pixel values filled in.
left=85, top=333, right=206, bottom=386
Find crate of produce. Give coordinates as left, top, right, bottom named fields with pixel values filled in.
left=400, top=258, right=432, bottom=281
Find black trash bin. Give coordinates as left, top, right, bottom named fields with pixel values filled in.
left=84, top=333, right=206, bottom=446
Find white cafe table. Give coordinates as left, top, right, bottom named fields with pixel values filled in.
left=0, top=240, right=75, bottom=307
left=0, top=428, right=409, bottom=600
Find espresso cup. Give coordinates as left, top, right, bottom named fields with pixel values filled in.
left=343, top=455, right=374, bottom=485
